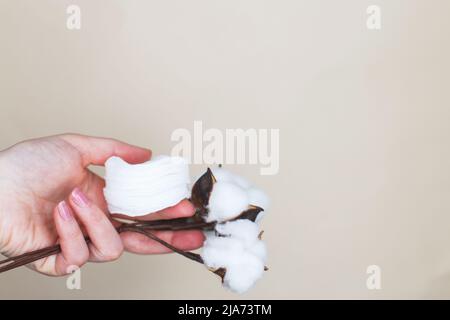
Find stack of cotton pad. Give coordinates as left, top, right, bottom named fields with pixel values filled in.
left=104, top=156, right=190, bottom=216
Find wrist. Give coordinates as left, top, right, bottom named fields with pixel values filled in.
left=0, top=150, right=12, bottom=254
left=0, top=151, right=5, bottom=251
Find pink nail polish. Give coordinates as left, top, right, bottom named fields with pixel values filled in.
left=58, top=201, right=73, bottom=221
left=72, top=188, right=90, bottom=207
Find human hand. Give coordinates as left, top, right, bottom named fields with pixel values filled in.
left=0, top=134, right=204, bottom=276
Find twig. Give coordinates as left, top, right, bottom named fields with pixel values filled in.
left=0, top=217, right=212, bottom=274
left=118, top=225, right=203, bottom=264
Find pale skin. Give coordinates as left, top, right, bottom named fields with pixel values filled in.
left=0, top=134, right=204, bottom=276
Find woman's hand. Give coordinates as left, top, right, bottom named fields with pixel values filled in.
left=0, top=134, right=204, bottom=276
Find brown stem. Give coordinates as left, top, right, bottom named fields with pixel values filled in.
left=0, top=216, right=262, bottom=281
left=128, top=217, right=216, bottom=231
left=0, top=246, right=61, bottom=273
left=0, top=217, right=212, bottom=274
left=118, top=226, right=203, bottom=264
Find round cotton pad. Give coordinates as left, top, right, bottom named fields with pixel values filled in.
left=103, top=155, right=190, bottom=216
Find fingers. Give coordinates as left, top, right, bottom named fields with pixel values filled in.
left=50, top=192, right=202, bottom=275
left=146, top=199, right=196, bottom=220
left=68, top=188, right=124, bottom=262
left=47, top=188, right=123, bottom=276
left=119, top=199, right=205, bottom=254
left=53, top=201, right=90, bottom=276
left=121, top=230, right=205, bottom=254
left=60, top=133, right=151, bottom=166
left=80, top=170, right=109, bottom=213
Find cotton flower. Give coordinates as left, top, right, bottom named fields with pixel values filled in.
left=247, top=187, right=270, bottom=211
left=223, top=254, right=265, bottom=294
left=201, top=220, right=267, bottom=293
left=202, top=236, right=265, bottom=293
left=205, top=167, right=269, bottom=222
left=189, top=166, right=269, bottom=293
left=215, top=220, right=260, bottom=246
left=211, top=167, right=252, bottom=189
left=247, top=240, right=267, bottom=264
left=201, top=236, right=246, bottom=270
left=206, top=182, right=249, bottom=222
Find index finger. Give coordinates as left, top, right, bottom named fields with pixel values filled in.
left=60, top=134, right=152, bottom=166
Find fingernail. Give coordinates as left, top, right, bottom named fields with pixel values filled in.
left=58, top=201, right=73, bottom=221
left=71, top=188, right=89, bottom=207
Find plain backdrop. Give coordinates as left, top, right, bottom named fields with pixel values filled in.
left=1, top=0, right=450, bottom=299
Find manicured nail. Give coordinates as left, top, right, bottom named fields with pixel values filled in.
left=58, top=201, right=73, bottom=221
left=71, top=188, right=89, bottom=207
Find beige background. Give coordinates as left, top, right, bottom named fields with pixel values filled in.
left=1, top=0, right=450, bottom=299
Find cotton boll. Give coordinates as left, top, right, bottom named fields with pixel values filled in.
left=211, top=167, right=252, bottom=189
left=247, top=187, right=270, bottom=210
left=215, top=220, right=260, bottom=246
left=207, top=181, right=249, bottom=222
left=201, top=237, right=245, bottom=270
left=201, top=235, right=266, bottom=294
left=214, top=220, right=267, bottom=261
left=203, top=230, right=217, bottom=241
left=248, top=240, right=267, bottom=263
left=207, top=167, right=270, bottom=221
left=223, top=253, right=265, bottom=294
left=254, top=211, right=266, bottom=224
left=201, top=224, right=267, bottom=293
left=231, top=174, right=252, bottom=190
left=210, top=167, right=234, bottom=183
left=196, top=166, right=269, bottom=293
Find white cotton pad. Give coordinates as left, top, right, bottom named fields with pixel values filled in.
left=103, top=156, right=190, bottom=216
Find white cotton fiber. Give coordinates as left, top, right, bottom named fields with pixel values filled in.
left=201, top=235, right=266, bottom=293
left=215, top=220, right=267, bottom=262
left=210, top=167, right=234, bottom=183
left=103, top=156, right=190, bottom=216
left=247, top=187, right=270, bottom=210
left=215, top=220, right=260, bottom=246
left=211, top=167, right=251, bottom=189
left=201, top=217, right=267, bottom=293
left=201, top=237, right=245, bottom=270
left=223, top=254, right=265, bottom=294
left=232, top=174, right=252, bottom=190
left=207, top=181, right=249, bottom=222
left=209, top=168, right=270, bottom=222
left=247, top=240, right=267, bottom=263
left=198, top=166, right=269, bottom=293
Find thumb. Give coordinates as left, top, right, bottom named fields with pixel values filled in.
left=60, top=134, right=152, bottom=166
